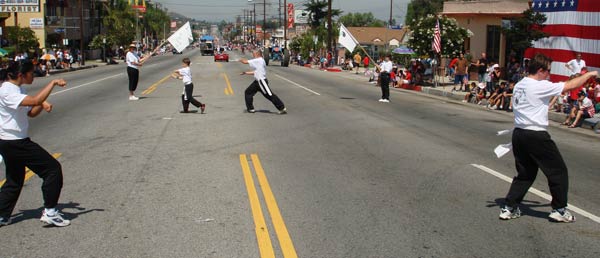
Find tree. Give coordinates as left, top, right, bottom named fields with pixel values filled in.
left=103, top=1, right=136, bottom=47
left=338, top=12, right=385, bottom=27
left=407, top=15, right=469, bottom=57
left=6, top=26, right=39, bottom=54
left=405, top=0, right=443, bottom=27
left=502, top=8, right=548, bottom=58
left=303, top=0, right=341, bottom=30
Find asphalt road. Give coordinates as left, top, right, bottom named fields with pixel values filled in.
left=0, top=49, right=598, bottom=258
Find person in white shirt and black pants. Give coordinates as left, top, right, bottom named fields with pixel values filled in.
left=375, top=55, right=393, bottom=103
left=126, top=44, right=142, bottom=100
left=0, top=61, right=70, bottom=227
left=499, top=53, right=598, bottom=223
left=239, top=50, right=287, bottom=114
left=171, top=57, right=205, bottom=113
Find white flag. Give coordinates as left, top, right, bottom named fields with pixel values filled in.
left=168, top=22, right=194, bottom=53
left=338, top=23, right=357, bottom=52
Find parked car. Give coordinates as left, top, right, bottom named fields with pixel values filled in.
left=214, top=48, right=229, bottom=62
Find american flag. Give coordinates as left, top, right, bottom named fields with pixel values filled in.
left=525, top=0, right=600, bottom=81
left=432, top=19, right=441, bottom=54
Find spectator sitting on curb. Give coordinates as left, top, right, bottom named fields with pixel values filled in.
left=563, top=91, right=595, bottom=128
left=475, top=83, right=487, bottom=105
left=396, top=69, right=411, bottom=88
left=463, top=82, right=479, bottom=103
left=592, top=78, right=600, bottom=103
left=501, top=81, right=515, bottom=112
left=487, top=82, right=507, bottom=109
left=550, top=92, right=568, bottom=113
left=390, top=66, right=398, bottom=88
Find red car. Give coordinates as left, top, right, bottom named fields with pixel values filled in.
left=214, top=51, right=229, bottom=62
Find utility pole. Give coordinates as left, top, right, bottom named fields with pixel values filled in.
left=14, top=12, right=18, bottom=54
left=327, top=0, right=332, bottom=58
left=253, top=4, right=256, bottom=45
left=79, top=0, right=85, bottom=65
left=263, top=0, right=266, bottom=47
left=284, top=0, right=287, bottom=48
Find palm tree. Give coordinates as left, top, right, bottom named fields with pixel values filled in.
left=303, top=0, right=341, bottom=30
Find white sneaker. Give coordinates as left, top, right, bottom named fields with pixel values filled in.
left=378, top=99, right=384, bottom=102
left=499, top=206, right=521, bottom=220
left=0, top=216, right=10, bottom=227
left=462, top=100, right=467, bottom=103
left=129, top=95, right=139, bottom=101
left=40, top=210, right=71, bottom=227
left=381, top=99, right=390, bottom=103
left=549, top=209, right=575, bottom=223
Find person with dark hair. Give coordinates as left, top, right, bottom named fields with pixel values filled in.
left=499, top=53, right=598, bottom=223
left=171, top=57, right=205, bottom=113
left=563, top=91, right=595, bottom=128
left=239, top=50, right=287, bottom=114
left=0, top=61, right=69, bottom=227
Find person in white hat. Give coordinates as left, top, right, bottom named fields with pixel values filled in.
left=126, top=44, right=142, bottom=100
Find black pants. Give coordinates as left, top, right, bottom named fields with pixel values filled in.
left=181, top=83, right=203, bottom=112
left=127, top=67, right=139, bottom=92
left=245, top=79, right=285, bottom=111
left=0, top=138, right=63, bottom=218
left=505, top=128, right=568, bottom=209
left=380, top=73, right=390, bottom=100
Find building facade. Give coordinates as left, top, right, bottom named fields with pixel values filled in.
left=442, top=0, right=530, bottom=67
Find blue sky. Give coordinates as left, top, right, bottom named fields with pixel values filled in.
left=154, top=0, right=410, bottom=25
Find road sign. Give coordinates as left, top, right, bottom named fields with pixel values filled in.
left=55, top=28, right=66, bottom=33
left=287, top=3, right=294, bottom=29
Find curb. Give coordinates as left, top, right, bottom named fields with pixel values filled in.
left=48, top=64, right=100, bottom=75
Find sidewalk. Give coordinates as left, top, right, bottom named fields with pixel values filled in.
left=294, top=63, right=600, bottom=136
left=46, top=59, right=109, bottom=76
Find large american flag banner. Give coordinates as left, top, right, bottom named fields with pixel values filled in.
left=525, top=0, right=600, bottom=82
left=432, top=19, right=441, bottom=54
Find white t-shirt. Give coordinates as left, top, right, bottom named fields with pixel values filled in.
left=566, top=58, right=586, bottom=75
left=248, top=57, right=267, bottom=81
left=126, top=51, right=140, bottom=69
left=380, top=61, right=393, bottom=73
left=0, top=82, right=31, bottom=140
left=512, top=77, right=564, bottom=131
left=178, top=67, right=192, bottom=85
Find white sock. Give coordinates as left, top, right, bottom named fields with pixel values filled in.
left=45, top=208, right=57, bottom=216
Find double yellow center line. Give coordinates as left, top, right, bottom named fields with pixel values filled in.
left=142, top=74, right=172, bottom=95
left=0, top=153, right=62, bottom=187
left=239, top=154, right=297, bottom=258
left=223, top=73, right=234, bottom=95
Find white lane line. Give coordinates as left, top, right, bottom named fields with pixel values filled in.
left=471, top=164, right=600, bottom=224
left=51, top=74, right=122, bottom=96
left=274, top=74, right=321, bottom=96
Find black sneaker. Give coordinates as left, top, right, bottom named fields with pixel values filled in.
left=278, top=108, right=287, bottom=115
left=200, top=104, right=206, bottom=114
left=0, top=217, right=10, bottom=227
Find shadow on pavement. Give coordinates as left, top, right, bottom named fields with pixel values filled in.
left=489, top=198, right=550, bottom=219
left=9, top=201, right=105, bottom=225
